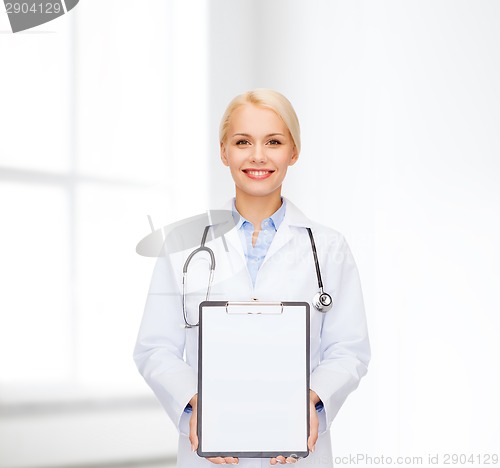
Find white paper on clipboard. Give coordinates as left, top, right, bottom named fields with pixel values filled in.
left=197, top=301, right=310, bottom=459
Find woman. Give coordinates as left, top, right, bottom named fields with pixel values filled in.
left=134, top=89, right=370, bottom=467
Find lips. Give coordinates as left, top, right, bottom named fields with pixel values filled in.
left=242, top=169, right=275, bottom=180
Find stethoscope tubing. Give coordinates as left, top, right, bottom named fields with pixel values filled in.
left=182, top=226, right=332, bottom=328
left=306, top=227, right=324, bottom=291
left=182, top=226, right=216, bottom=328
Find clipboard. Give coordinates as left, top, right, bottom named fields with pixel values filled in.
left=197, top=301, right=310, bottom=459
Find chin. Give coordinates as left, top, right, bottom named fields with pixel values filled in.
left=238, top=186, right=282, bottom=198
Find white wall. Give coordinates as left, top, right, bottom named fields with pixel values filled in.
left=207, top=0, right=500, bottom=462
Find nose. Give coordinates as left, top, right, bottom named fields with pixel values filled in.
left=251, top=143, right=267, bottom=164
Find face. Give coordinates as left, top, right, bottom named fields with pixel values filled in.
left=220, top=103, right=298, bottom=200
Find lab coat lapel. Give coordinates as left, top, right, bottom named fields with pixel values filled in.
left=216, top=199, right=247, bottom=272
left=223, top=226, right=246, bottom=264
left=261, top=198, right=312, bottom=267
left=261, top=222, right=293, bottom=265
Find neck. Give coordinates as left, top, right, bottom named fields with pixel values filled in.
left=234, top=188, right=283, bottom=228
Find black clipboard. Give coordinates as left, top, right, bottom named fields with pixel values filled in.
left=197, top=301, right=310, bottom=459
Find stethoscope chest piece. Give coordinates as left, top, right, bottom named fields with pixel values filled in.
left=312, top=291, right=333, bottom=313
left=306, top=227, right=333, bottom=313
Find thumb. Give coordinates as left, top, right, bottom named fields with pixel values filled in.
left=308, top=407, right=319, bottom=453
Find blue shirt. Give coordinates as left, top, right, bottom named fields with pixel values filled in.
left=231, top=198, right=286, bottom=286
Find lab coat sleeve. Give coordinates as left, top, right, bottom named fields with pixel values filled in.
left=133, top=253, right=197, bottom=432
left=309, top=235, right=371, bottom=434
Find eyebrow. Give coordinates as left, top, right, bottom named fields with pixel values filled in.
left=231, top=133, right=286, bottom=138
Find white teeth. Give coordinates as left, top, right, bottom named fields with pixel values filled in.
left=247, top=170, right=270, bottom=176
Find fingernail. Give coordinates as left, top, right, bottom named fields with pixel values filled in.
left=191, top=445, right=195, bottom=452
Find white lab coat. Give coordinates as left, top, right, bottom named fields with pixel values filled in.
left=134, top=198, right=370, bottom=468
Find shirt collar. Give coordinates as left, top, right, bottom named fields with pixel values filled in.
left=231, top=198, right=287, bottom=231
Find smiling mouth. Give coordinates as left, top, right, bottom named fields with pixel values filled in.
left=242, top=169, right=275, bottom=178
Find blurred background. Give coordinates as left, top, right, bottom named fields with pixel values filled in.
left=1, top=1, right=499, bottom=467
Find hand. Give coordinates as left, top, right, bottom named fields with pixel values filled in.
left=270, top=390, right=320, bottom=465
left=308, top=390, right=320, bottom=453
left=188, top=394, right=239, bottom=465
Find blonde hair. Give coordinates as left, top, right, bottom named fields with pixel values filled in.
left=219, top=88, right=301, bottom=154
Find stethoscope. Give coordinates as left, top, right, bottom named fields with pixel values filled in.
left=182, top=226, right=333, bottom=328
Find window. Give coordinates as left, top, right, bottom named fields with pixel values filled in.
left=0, top=0, right=208, bottom=397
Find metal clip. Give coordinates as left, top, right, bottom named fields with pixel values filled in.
left=225, top=301, right=284, bottom=315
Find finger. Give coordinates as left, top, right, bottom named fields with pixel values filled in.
left=286, top=456, right=298, bottom=464
left=308, top=431, right=318, bottom=452
left=274, top=456, right=287, bottom=464
left=189, top=407, right=198, bottom=452
left=308, top=410, right=319, bottom=453
left=308, top=432, right=318, bottom=452
left=224, top=457, right=239, bottom=464
left=207, top=456, right=227, bottom=464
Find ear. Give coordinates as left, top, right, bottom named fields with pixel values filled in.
left=220, top=142, right=229, bottom=166
left=289, top=145, right=299, bottom=166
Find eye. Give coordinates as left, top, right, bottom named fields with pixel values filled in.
left=236, top=139, right=250, bottom=145
left=268, top=139, right=281, bottom=145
